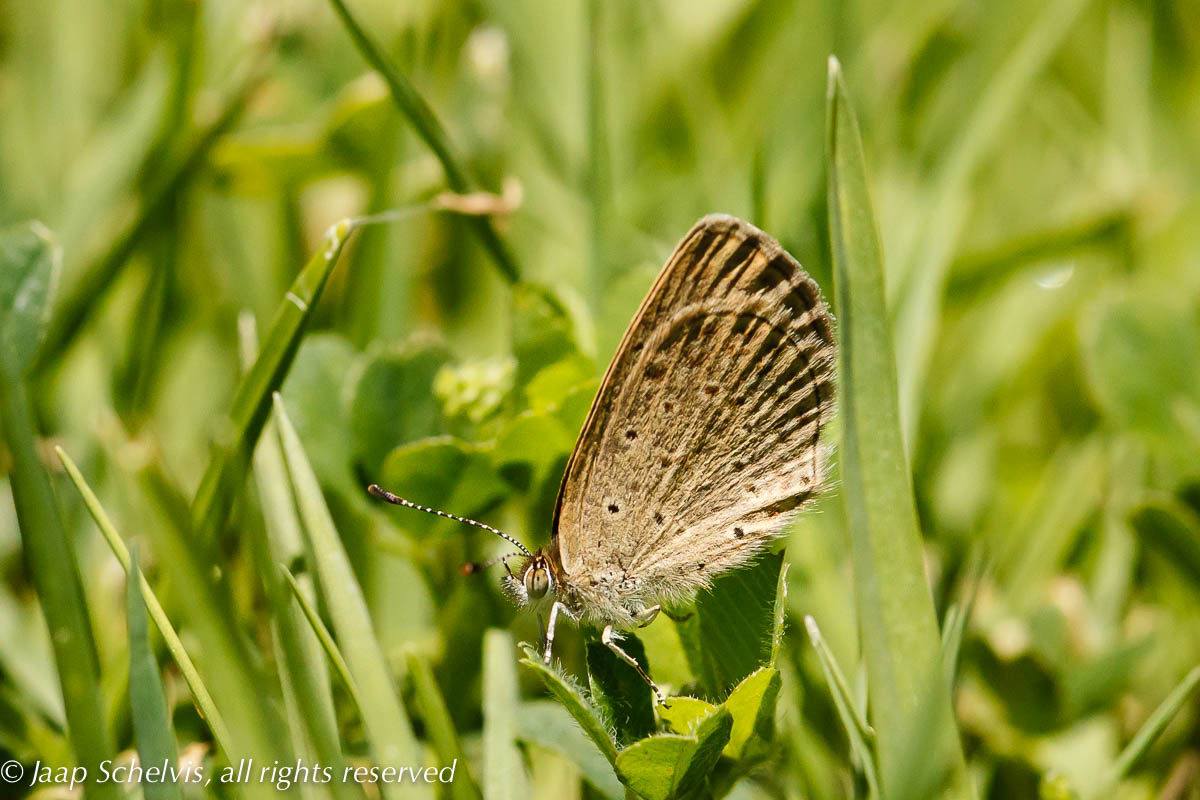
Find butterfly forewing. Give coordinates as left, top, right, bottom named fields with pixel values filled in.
left=552, top=215, right=835, bottom=612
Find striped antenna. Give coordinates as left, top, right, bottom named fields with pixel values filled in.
left=367, top=484, right=532, bottom=557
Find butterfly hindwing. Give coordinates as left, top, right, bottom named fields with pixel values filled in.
left=552, top=215, right=835, bottom=608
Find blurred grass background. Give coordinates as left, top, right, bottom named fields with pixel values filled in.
left=2, top=0, right=1200, bottom=797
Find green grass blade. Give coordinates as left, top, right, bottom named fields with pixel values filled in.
left=406, top=652, right=483, bottom=800
left=890, top=0, right=1097, bottom=438
left=519, top=644, right=619, bottom=766
left=251, top=418, right=357, bottom=800
left=805, top=616, right=879, bottom=798
left=0, top=223, right=120, bottom=800
left=34, top=65, right=263, bottom=371
left=323, top=0, right=519, bottom=284
left=0, top=222, right=59, bottom=373
left=55, top=447, right=235, bottom=758
left=192, top=218, right=355, bottom=542
left=136, top=461, right=289, bottom=776
left=125, top=544, right=183, bottom=800
left=825, top=56, right=972, bottom=799
left=282, top=566, right=362, bottom=711
left=274, top=394, right=428, bottom=800
left=483, top=629, right=531, bottom=800
left=1089, top=665, right=1200, bottom=798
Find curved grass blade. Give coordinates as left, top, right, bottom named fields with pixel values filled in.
left=55, top=448, right=235, bottom=758
left=825, top=56, right=972, bottom=799
left=1089, top=665, right=1200, bottom=799
left=274, top=394, right=428, bottom=800
left=407, top=652, right=483, bottom=800
left=282, top=566, right=362, bottom=712
left=323, top=0, right=519, bottom=284
left=0, top=224, right=119, bottom=800
left=483, top=630, right=531, bottom=800
left=192, top=219, right=355, bottom=543
left=519, top=644, right=618, bottom=766
left=126, top=544, right=183, bottom=800
left=805, top=616, right=879, bottom=798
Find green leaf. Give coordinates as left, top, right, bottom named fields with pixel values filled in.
left=0, top=221, right=59, bottom=375
left=407, top=652, right=484, bottom=800
left=512, top=282, right=579, bottom=386
left=720, top=666, right=781, bottom=763
left=379, top=437, right=508, bottom=538
left=493, top=411, right=574, bottom=491
left=515, top=700, right=624, bottom=800
left=191, top=218, right=356, bottom=543
left=825, top=56, right=972, bottom=799
left=278, top=333, right=359, bottom=496
left=348, top=341, right=450, bottom=474
left=677, top=552, right=784, bottom=698
left=586, top=636, right=656, bottom=746
left=274, top=394, right=428, bottom=800
left=519, top=644, right=618, bottom=765
left=125, top=545, right=182, bottom=800
left=614, top=707, right=732, bottom=800
left=483, top=629, right=531, bottom=800
left=657, top=697, right=717, bottom=736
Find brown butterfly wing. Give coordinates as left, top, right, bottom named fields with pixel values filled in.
left=551, top=215, right=835, bottom=611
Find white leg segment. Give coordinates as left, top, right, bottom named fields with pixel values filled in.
left=601, top=624, right=669, bottom=707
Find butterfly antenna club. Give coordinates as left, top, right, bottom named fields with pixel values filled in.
left=367, top=484, right=532, bottom=557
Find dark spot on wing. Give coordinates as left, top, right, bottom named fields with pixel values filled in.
left=608, top=503, right=619, bottom=513
left=663, top=401, right=674, bottom=412
left=734, top=527, right=744, bottom=538
left=703, top=385, right=718, bottom=397
left=654, top=512, right=664, bottom=525
left=625, top=430, right=637, bottom=440
left=645, top=362, right=666, bottom=379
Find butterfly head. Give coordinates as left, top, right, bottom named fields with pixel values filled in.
left=502, top=551, right=557, bottom=608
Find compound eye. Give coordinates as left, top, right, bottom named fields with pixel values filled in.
left=525, top=567, right=551, bottom=599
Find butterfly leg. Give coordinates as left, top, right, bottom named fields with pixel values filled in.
left=601, top=624, right=669, bottom=707
left=542, top=601, right=576, bottom=665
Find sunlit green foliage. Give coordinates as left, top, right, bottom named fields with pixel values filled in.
left=2, top=0, right=1200, bottom=798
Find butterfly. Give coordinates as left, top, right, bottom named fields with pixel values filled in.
left=370, top=214, right=835, bottom=704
